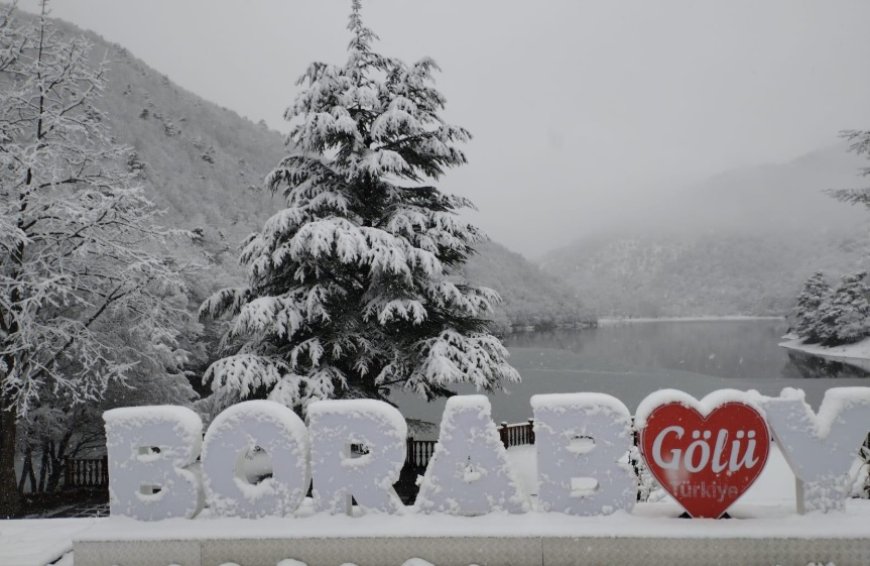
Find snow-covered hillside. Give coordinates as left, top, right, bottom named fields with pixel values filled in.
left=31, top=13, right=579, bottom=328
left=541, top=144, right=870, bottom=317
left=463, top=241, right=592, bottom=329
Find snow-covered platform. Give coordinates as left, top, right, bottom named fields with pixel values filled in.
left=73, top=500, right=870, bottom=566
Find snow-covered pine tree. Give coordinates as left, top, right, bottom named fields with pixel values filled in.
left=810, top=293, right=839, bottom=346
left=201, top=1, right=519, bottom=412
left=0, top=2, right=196, bottom=516
left=827, top=129, right=870, bottom=207
left=803, top=129, right=870, bottom=346
left=826, top=271, right=870, bottom=345
left=793, top=272, right=831, bottom=343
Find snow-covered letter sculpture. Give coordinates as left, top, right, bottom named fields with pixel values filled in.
left=761, top=387, right=870, bottom=513
left=104, top=406, right=203, bottom=520
left=308, top=400, right=407, bottom=514
left=531, top=393, right=635, bottom=515
left=416, top=395, right=528, bottom=515
left=202, top=400, right=309, bottom=518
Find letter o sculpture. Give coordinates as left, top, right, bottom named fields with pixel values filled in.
left=201, top=400, right=309, bottom=518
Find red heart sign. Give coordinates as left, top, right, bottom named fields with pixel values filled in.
left=639, top=400, right=770, bottom=518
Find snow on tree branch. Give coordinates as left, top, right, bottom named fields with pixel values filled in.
left=1, top=4, right=195, bottom=421
left=202, top=1, right=518, bottom=412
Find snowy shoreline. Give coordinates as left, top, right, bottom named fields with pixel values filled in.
left=598, top=315, right=785, bottom=326
left=779, top=336, right=870, bottom=372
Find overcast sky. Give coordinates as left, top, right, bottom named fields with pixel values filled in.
left=18, top=0, right=870, bottom=256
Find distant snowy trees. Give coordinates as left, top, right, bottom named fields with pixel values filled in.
left=202, top=1, right=519, bottom=412
left=0, top=2, right=197, bottom=515
left=792, top=272, right=870, bottom=346
left=826, top=272, right=870, bottom=344
left=793, top=272, right=832, bottom=343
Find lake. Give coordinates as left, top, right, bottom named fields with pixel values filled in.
left=390, top=319, right=870, bottom=437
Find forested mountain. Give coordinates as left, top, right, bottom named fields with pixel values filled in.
left=69, top=23, right=287, bottom=302
left=543, top=231, right=870, bottom=317
left=463, top=242, right=591, bottom=329
left=542, top=144, right=870, bottom=317
left=45, top=16, right=574, bottom=326
left=44, top=13, right=855, bottom=324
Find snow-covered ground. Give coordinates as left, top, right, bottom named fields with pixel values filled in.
left=75, top=498, right=870, bottom=541
left=780, top=335, right=870, bottom=372
left=0, top=518, right=97, bottom=566
left=3, top=442, right=867, bottom=565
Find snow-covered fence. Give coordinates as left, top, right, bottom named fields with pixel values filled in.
left=404, top=420, right=535, bottom=473
left=397, top=439, right=438, bottom=502
left=64, top=456, right=109, bottom=490
left=405, top=439, right=437, bottom=469
left=498, top=419, right=535, bottom=448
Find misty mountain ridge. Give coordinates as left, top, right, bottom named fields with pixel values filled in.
left=574, top=142, right=868, bottom=241
left=463, top=241, right=592, bottom=329
left=21, top=11, right=870, bottom=322
left=32, top=13, right=579, bottom=327
left=542, top=144, right=870, bottom=317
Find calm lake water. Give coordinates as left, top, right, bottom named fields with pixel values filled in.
left=391, top=319, right=870, bottom=437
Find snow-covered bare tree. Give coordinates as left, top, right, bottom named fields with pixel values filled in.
left=202, top=0, right=519, bottom=413
left=0, top=2, right=196, bottom=516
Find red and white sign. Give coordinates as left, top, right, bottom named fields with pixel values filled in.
left=639, top=400, right=770, bottom=518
